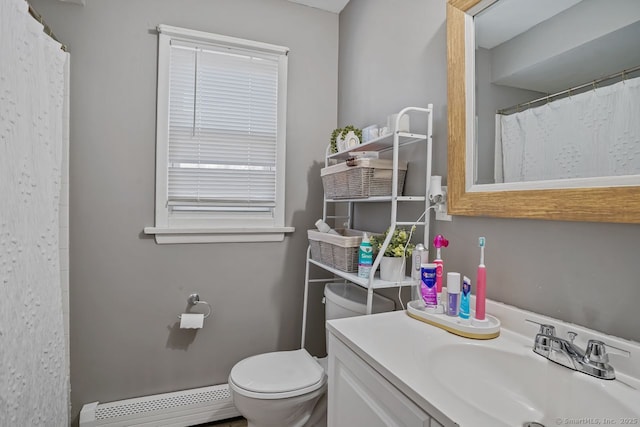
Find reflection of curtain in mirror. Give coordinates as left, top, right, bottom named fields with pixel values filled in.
left=494, top=77, right=640, bottom=183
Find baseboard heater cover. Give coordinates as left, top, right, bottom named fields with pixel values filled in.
left=79, top=384, right=241, bottom=427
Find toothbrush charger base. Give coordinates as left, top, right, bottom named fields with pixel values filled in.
left=406, top=300, right=500, bottom=340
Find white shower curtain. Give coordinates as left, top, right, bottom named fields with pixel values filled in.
left=0, top=0, right=70, bottom=425
left=495, top=76, right=640, bottom=183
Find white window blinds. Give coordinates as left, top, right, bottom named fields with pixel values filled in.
left=167, top=40, right=280, bottom=212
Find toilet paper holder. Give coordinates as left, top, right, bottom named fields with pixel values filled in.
left=177, top=293, right=212, bottom=319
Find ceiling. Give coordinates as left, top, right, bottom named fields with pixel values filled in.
left=475, top=0, right=582, bottom=49
left=286, top=0, right=350, bottom=14
left=475, top=0, right=640, bottom=94
left=57, top=0, right=350, bottom=12
left=493, top=21, right=640, bottom=94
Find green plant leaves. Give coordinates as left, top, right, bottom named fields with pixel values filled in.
left=370, top=226, right=415, bottom=257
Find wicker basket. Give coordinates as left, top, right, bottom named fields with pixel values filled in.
left=307, top=229, right=376, bottom=273
left=321, top=159, right=407, bottom=199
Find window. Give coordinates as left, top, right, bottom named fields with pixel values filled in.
left=146, top=25, right=294, bottom=243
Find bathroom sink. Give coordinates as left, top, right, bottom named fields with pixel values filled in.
left=430, top=343, right=640, bottom=426
left=327, top=298, right=640, bottom=427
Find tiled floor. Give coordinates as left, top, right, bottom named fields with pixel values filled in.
left=194, top=416, right=247, bottom=427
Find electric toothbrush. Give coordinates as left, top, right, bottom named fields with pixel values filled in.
left=475, top=237, right=487, bottom=321
left=433, top=234, right=449, bottom=310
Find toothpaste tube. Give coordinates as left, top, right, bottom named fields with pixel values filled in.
left=420, top=263, right=438, bottom=307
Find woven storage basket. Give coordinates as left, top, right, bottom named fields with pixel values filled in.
left=321, top=159, right=408, bottom=199
left=307, top=229, right=375, bottom=272
left=309, top=239, right=322, bottom=262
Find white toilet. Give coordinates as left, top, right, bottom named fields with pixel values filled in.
left=228, top=282, right=395, bottom=427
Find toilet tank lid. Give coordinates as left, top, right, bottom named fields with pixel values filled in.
left=324, top=282, right=395, bottom=314
left=229, top=349, right=324, bottom=395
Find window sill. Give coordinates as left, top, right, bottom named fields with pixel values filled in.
left=143, top=226, right=295, bottom=244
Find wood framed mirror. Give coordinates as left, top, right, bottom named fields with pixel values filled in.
left=447, top=0, right=640, bottom=223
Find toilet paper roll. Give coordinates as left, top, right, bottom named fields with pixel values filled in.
left=180, top=313, right=204, bottom=329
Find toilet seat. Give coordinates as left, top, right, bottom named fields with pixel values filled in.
left=229, top=349, right=326, bottom=400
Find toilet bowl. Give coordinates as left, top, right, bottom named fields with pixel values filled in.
left=229, top=283, right=394, bottom=427
left=229, top=349, right=327, bottom=427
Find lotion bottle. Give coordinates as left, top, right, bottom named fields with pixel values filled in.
left=358, top=233, right=373, bottom=278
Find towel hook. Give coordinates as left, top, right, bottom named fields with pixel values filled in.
left=177, top=293, right=212, bottom=319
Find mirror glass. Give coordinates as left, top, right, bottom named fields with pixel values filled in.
left=472, top=0, right=640, bottom=187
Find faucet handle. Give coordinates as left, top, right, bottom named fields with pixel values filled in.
left=526, top=319, right=556, bottom=336
left=585, top=340, right=630, bottom=364
left=540, top=324, right=556, bottom=336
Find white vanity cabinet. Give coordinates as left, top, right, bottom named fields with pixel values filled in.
left=327, top=331, right=446, bottom=427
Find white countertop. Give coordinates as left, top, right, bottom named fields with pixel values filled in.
left=326, top=300, right=640, bottom=427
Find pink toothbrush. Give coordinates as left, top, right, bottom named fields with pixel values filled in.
left=475, top=237, right=487, bottom=321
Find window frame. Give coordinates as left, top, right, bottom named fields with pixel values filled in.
left=145, top=25, right=294, bottom=244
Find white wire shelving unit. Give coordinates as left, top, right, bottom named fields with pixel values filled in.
left=301, top=106, right=434, bottom=347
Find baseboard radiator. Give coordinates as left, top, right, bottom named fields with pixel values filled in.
left=79, top=384, right=241, bottom=427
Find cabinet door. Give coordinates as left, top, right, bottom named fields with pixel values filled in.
left=328, top=334, right=434, bottom=427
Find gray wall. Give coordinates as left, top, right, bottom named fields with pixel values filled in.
left=29, top=0, right=337, bottom=422
left=476, top=47, right=544, bottom=184
left=340, top=0, right=640, bottom=343
left=338, top=0, right=448, bottom=254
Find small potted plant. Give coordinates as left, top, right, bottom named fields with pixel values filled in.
left=370, top=226, right=415, bottom=282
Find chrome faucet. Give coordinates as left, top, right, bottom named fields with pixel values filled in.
left=527, top=320, right=630, bottom=380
